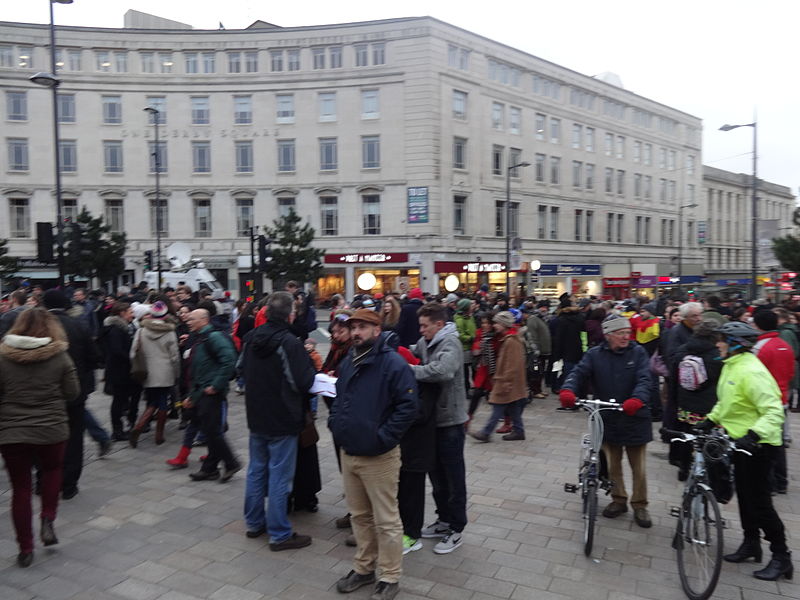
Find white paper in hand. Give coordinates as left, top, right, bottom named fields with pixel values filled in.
left=310, top=373, right=338, bottom=397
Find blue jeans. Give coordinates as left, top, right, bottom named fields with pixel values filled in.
left=429, top=425, right=468, bottom=533
left=84, top=409, right=110, bottom=443
left=244, top=433, right=298, bottom=543
left=481, top=399, right=525, bottom=436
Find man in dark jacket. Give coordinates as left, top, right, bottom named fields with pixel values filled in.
left=0, top=290, right=27, bottom=338
left=396, top=288, right=425, bottom=347
left=42, top=289, right=97, bottom=499
left=329, top=309, right=418, bottom=600
left=551, top=304, right=585, bottom=394
left=559, top=314, right=654, bottom=528
left=241, top=291, right=316, bottom=551
left=662, top=302, right=703, bottom=436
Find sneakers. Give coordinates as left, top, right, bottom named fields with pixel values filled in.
left=421, top=520, right=450, bottom=539
left=433, top=531, right=463, bottom=554
left=633, top=508, right=652, bottom=528
left=370, top=581, right=399, bottom=600
left=402, top=535, right=422, bottom=555
left=602, top=502, right=628, bottom=518
left=269, top=532, right=312, bottom=551
left=336, top=570, right=376, bottom=593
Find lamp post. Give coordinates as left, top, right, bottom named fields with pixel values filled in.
left=676, top=202, right=698, bottom=297
left=29, top=0, right=73, bottom=288
left=143, top=106, right=162, bottom=290
left=720, top=121, right=758, bottom=301
left=506, top=161, right=531, bottom=297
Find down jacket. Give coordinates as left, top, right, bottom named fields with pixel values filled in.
left=131, top=318, right=179, bottom=388
left=563, top=341, right=653, bottom=445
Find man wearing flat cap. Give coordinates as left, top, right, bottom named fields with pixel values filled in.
left=558, top=314, right=654, bottom=529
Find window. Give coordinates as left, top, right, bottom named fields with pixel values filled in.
left=575, top=209, right=583, bottom=241
left=95, top=50, right=111, bottom=72
left=202, top=52, right=215, bottom=73
left=362, top=195, right=380, bottom=234
left=67, top=49, right=81, bottom=71
left=572, top=161, right=582, bottom=188
left=278, top=197, right=295, bottom=217
left=550, top=118, right=561, bottom=143
left=318, top=92, right=336, bottom=121
left=105, top=199, right=124, bottom=233
left=616, top=214, right=624, bottom=243
left=535, top=153, right=546, bottom=182
left=228, top=52, right=241, bottom=73
left=508, top=148, right=522, bottom=176
left=453, top=137, right=467, bottom=169
left=146, top=96, right=166, bottom=124
left=270, top=50, right=283, bottom=72
left=586, top=164, right=595, bottom=190
left=192, top=141, right=211, bottom=173
left=550, top=156, right=560, bottom=184
left=616, top=136, right=625, bottom=159
left=644, top=175, right=652, bottom=199
left=491, top=102, right=504, bottom=129
left=538, top=205, right=547, bottom=239
left=607, top=213, right=614, bottom=243
left=586, top=210, right=594, bottom=241
left=236, top=198, right=253, bottom=236
left=533, top=74, right=562, bottom=100
left=550, top=206, right=559, bottom=240
left=320, top=196, right=338, bottom=236
left=287, top=49, right=300, bottom=71
left=103, top=141, right=123, bottom=173
left=688, top=183, right=696, bottom=203
left=158, top=53, right=173, bottom=73
left=185, top=52, right=198, bottom=73
left=148, top=141, right=167, bottom=173
left=57, top=93, right=75, bottom=123
left=585, top=127, right=595, bottom=151
left=636, top=216, right=643, bottom=244
left=276, top=94, right=294, bottom=123
left=245, top=51, right=258, bottom=72
left=235, top=141, right=253, bottom=173
left=669, top=220, right=676, bottom=246
left=102, top=95, right=122, bottom=124
left=633, top=140, right=641, bottom=163
left=572, top=123, right=582, bottom=149
left=659, top=178, right=667, bottom=202
left=234, top=96, right=252, bottom=124
left=194, top=198, right=211, bottom=237
left=277, top=139, right=295, bottom=172
left=312, top=47, right=325, bottom=69
left=634, top=173, right=642, bottom=197
left=0, top=46, right=14, bottom=68
left=659, top=147, right=667, bottom=169
left=616, top=169, right=625, bottom=195
left=361, top=89, right=379, bottom=119
left=604, top=132, right=614, bottom=156
left=492, top=145, right=504, bottom=175
left=329, top=46, right=342, bottom=68
left=372, top=43, right=385, bottom=65
left=669, top=180, right=676, bottom=202
left=59, top=140, right=77, bottom=172
left=9, top=199, right=30, bottom=238
left=453, top=195, right=466, bottom=234
left=452, top=90, right=467, bottom=119
left=63, top=198, right=78, bottom=223
left=448, top=45, right=469, bottom=70
left=362, top=136, right=380, bottom=168
left=9, top=138, right=30, bottom=170
left=644, top=217, right=651, bottom=245
left=660, top=219, right=667, bottom=246
left=355, top=44, right=368, bottom=67
left=319, top=137, right=337, bottom=170
left=509, top=202, right=519, bottom=238
left=191, top=97, right=209, bottom=125
left=495, top=201, right=504, bottom=237
left=6, top=91, right=26, bottom=120
left=686, top=154, right=695, bottom=176
left=604, top=168, right=613, bottom=193
left=644, top=143, right=652, bottom=166
left=509, top=107, right=521, bottom=134
left=535, top=113, right=546, bottom=141
left=668, top=150, right=676, bottom=171
left=140, top=52, right=154, bottom=73
left=150, top=198, right=167, bottom=236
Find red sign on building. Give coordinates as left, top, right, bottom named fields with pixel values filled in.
left=434, top=261, right=524, bottom=273
left=324, top=252, right=409, bottom=264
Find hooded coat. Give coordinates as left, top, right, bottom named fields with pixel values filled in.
left=98, top=315, right=135, bottom=387
left=0, top=334, right=79, bottom=445
left=396, top=298, right=424, bottom=347
left=551, top=306, right=585, bottom=363
left=489, top=329, right=528, bottom=404
left=241, top=320, right=316, bottom=437
left=673, top=335, right=723, bottom=416
left=131, top=318, right=179, bottom=388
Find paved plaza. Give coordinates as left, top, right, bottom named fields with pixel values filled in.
left=1, top=354, right=799, bottom=599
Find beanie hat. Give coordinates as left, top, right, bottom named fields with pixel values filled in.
left=149, top=301, right=168, bottom=318
left=456, top=298, right=472, bottom=313
left=445, top=293, right=459, bottom=305
left=493, top=311, right=515, bottom=328
left=601, top=314, right=631, bottom=335
left=641, top=301, right=658, bottom=316
left=408, top=288, right=424, bottom=300
left=42, top=289, right=70, bottom=310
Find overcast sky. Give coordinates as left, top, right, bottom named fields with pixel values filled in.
left=3, top=0, right=798, bottom=193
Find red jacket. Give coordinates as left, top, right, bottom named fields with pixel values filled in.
left=754, top=331, right=796, bottom=405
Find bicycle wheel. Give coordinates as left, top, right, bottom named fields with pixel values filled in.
left=675, top=487, right=723, bottom=600
left=582, top=480, right=598, bottom=556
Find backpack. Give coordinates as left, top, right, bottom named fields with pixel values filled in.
left=678, top=355, right=708, bottom=391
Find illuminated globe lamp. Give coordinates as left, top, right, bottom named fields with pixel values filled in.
left=357, top=272, right=377, bottom=291
left=444, top=274, right=460, bottom=292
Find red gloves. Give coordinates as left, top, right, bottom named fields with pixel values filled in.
left=396, top=346, right=420, bottom=366
left=622, top=398, right=644, bottom=416
left=559, top=389, right=576, bottom=408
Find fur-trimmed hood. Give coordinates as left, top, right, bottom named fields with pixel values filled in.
left=0, top=335, right=69, bottom=364
left=103, top=315, right=129, bottom=330
left=141, top=317, right=176, bottom=339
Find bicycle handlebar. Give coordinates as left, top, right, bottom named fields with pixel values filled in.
left=576, top=398, right=622, bottom=410
left=659, top=427, right=752, bottom=456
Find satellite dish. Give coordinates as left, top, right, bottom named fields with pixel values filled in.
left=167, top=242, right=192, bottom=269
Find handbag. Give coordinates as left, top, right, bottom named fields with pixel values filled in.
left=130, top=337, right=148, bottom=384
left=649, top=349, right=669, bottom=378
left=299, top=410, right=319, bottom=448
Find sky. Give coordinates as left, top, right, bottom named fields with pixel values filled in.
left=3, top=0, right=798, bottom=194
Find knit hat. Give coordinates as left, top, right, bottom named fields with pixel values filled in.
left=493, top=311, right=515, bottom=328
left=456, top=298, right=471, bottom=313
left=601, top=314, right=632, bottom=335
left=408, top=288, right=424, bottom=300
left=641, top=301, right=658, bottom=316
left=444, top=293, right=459, bottom=305
left=42, top=289, right=70, bottom=310
left=149, top=301, right=168, bottom=318
left=348, top=308, right=381, bottom=327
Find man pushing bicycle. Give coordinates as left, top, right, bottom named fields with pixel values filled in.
left=559, top=314, right=654, bottom=528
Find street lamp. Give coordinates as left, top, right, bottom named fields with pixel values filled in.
left=506, top=161, right=531, bottom=297
left=720, top=121, right=758, bottom=301
left=28, top=0, right=74, bottom=287
left=677, top=202, right=698, bottom=297
left=143, top=106, right=163, bottom=290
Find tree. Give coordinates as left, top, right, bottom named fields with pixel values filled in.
left=0, top=238, right=19, bottom=285
left=262, top=208, right=325, bottom=286
left=63, top=207, right=127, bottom=283
left=773, top=235, right=800, bottom=277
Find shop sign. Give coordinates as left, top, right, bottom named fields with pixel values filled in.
left=407, top=187, right=429, bottom=223
left=603, top=277, right=630, bottom=288
left=715, top=278, right=752, bottom=286
left=324, top=252, right=409, bottom=264
left=434, top=261, right=523, bottom=273
left=539, top=264, right=602, bottom=276
left=658, top=275, right=703, bottom=285
left=636, top=275, right=658, bottom=286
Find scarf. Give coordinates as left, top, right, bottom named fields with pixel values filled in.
left=322, top=339, right=351, bottom=376
left=480, top=331, right=497, bottom=375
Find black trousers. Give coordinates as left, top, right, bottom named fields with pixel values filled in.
left=733, top=444, right=787, bottom=554
left=110, top=383, right=141, bottom=434
left=468, top=387, right=488, bottom=416
left=194, top=393, right=237, bottom=472
left=398, top=470, right=426, bottom=539
left=62, top=396, right=86, bottom=494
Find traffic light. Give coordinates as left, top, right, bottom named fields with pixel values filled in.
left=144, top=250, right=154, bottom=271
left=36, top=222, right=54, bottom=262
left=258, top=235, right=272, bottom=271
left=64, top=221, right=92, bottom=263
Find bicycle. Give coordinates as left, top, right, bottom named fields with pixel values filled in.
left=662, top=427, right=751, bottom=600
left=564, top=398, right=621, bottom=556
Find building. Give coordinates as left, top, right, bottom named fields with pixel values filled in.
left=1, top=12, right=707, bottom=299
left=701, top=165, right=795, bottom=297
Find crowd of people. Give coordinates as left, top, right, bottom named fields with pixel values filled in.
left=0, top=280, right=797, bottom=594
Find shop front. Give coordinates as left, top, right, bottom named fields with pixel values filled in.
left=536, top=264, right=602, bottom=299
left=433, top=261, right=522, bottom=295
left=320, top=252, right=419, bottom=301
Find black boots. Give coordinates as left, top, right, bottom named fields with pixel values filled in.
left=724, top=537, right=762, bottom=563
left=40, top=517, right=58, bottom=546
left=754, top=552, right=793, bottom=581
